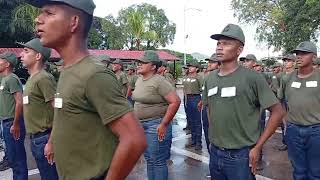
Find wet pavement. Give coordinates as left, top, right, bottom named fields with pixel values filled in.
left=0, top=88, right=293, bottom=180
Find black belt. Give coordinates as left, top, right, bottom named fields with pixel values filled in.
left=186, top=94, right=201, bottom=97
left=90, top=169, right=108, bottom=180
left=30, top=129, right=52, bottom=139
left=212, top=144, right=255, bottom=151
left=2, top=118, right=14, bottom=123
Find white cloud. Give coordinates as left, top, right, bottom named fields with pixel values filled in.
left=93, top=0, right=280, bottom=60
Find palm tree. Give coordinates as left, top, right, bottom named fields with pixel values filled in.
left=127, top=11, right=145, bottom=50
left=144, top=30, right=159, bottom=50
left=11, top=3, right=40, bottom=34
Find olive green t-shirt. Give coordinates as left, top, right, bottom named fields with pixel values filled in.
left=23, top=70, right=56, bottom=134
left=115, top=71, right=128, bottom=96
left=270, top=73, right=281, bottom=94
left=182, top=74, right=203, bottom=95
left=164, top=72, right=175, bottom=87
left=53, top=56, right=132, bottom=180
left=0, top=73, right=23, bottom=120
left=278, top=69, right=320, bottom=125
left=202, top=66, right=278, bottom=149
left=127, top=74, right=138, bottom=90
left=132, top=74, right=174, bottom=120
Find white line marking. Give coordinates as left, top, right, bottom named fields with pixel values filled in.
left=171, top=146, right=210, bottom=164
left=172, top=134, right=191, bottom=142
left=275, top=129, right=282, bottom=134
left=256, top=175, right=274, bottom=180
left=28, top=168, right=39, bottom=176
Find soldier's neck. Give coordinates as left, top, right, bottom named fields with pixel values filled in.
left=28, top=63, right=43, bottom=77
left=219, top=61, right=239, bottom=76
left=298, top=65, right=314, bottom=78
left=54, top=38, right=90, bottom=68
left=188, top=72, right=197, bottom=77
left=285, top=68, right=294, bottom=74
left=142, top=72, right=155, bottom=80
left=0, top=69, right=12, bottom=76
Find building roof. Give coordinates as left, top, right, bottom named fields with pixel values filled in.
left=0, top=48, right=180, bottom=61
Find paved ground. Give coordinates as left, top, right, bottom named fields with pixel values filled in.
left=0, top=88, right=293, bottom=180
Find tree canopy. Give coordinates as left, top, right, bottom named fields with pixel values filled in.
left=1, top=2, right=176, bottom=51
left=231, top=0, right=320, bottom=53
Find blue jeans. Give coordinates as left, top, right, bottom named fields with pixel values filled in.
left=142, top=118, right=172, bottom=180
left=2, top=118, right=28, bottom=180
left=285, top=122, right=320, bottom=180
left=30, top=133, right=59, bottom=180
left=183, top=96, right=190, bottom=128
left=280, top=123, right=286, bottom=145
left=209, top=144, right=256, bottom=180
left=202, top=106, right=210, bottom=152
left=186, top=95, right=202, bottom=145
left=127, top=96, right=135, bottom=106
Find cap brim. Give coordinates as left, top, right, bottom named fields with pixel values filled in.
left=26, top=0, right=48, bottom=8
left=292, top=48, right=314, bottom=54
left=16, top=42, right=35, bottom=52
left=137, top=58, right=150, bottom=63
left=210, top=34, right=244, bottom=45
left=282, top=58, right=294, bottom=61
left=206, top=59, right=219, bottom=62
left=210, top=34, right=224, bottom=40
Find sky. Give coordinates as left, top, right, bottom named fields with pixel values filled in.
left=93, top=0, right=280, bottom=59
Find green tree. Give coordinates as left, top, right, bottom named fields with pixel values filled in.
left=231, top=0, right=320, bottom=52
left=127, top=10, right=145, bottom=50
left=100, top=15, right=126, bottom=49
left=261, top=57, right=277, bottom=67
left=0, top=0, right=36, bottom=47
left=88, top=27, right=103, bottom=49
left=11, top=3, right=39, bottom=34
left=118, top=3, right=176, bottom=50
left=137, top=3, right=176, bottom=49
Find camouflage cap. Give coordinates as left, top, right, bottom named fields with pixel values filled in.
left=205, top=53, right=219, bottom=62
left=245, top=54, right=257, bottom=61
left=160, top=60, right=168, bottom=67
left=253, top=61, right=263, bottom=67
left=138, top=50, right=160, bottom=63
left=126, top=65, right=135, bottom=70
left=239, top=57, right=246, bottom=61
left=111, top=58, right=122, bottom=65
left=282, top=54, right=296, bottom=61
left=0, top=52, right=18, bottom=67
left=97, top=55, right=111, bottom=62
left=187, top=61, right=200, bottom=68
left=211, top=24, right=245, bottom=45
left=17, top=38, right=52, bottom=60
left=272, top=62, right=282, bottom=68
left=293, top=41, right=317, bottom=54
left=27, top=0, right=96, bottom=15
left=54, top=59, right=64, bottom=66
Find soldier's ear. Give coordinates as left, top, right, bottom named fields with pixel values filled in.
left=35, top=53, right=43, bottom=62
left=237, top=45, right=244, bottom=57
left=312, top=54, right=317, bottom=61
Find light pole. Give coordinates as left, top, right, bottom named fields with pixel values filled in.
left=183, top=6, right=202, bottom=65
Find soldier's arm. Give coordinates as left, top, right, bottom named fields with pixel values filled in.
left=11, top=92, right=23, bottom=140
left=125, top=83, right=131, bottom=98
left=249, top=75, right=285, bottom=173
left=86, top=72, right=146, bottom=180
left=106, top=112, right=147, bottom=180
